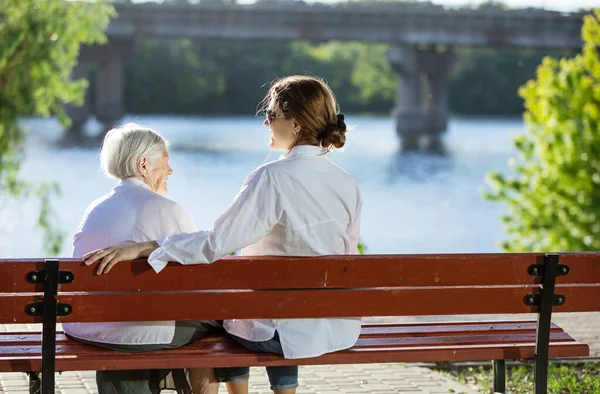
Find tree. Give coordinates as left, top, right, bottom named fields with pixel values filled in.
left=486, top=10, right=600, bottom=252
left=0, top=0, right=114, bottom=254
left=448, top=48, right=569, bottom=115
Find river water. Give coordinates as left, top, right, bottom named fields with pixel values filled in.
left=0, top=115, right=523, bottom=257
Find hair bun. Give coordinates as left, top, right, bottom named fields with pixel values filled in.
left=336, top=114, right=347, bottom=132
left=321, top=114, right=347, bottom=149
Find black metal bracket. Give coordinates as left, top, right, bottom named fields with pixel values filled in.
left=528, top=263, right=569, bottom=277
left=524, top=293, right=566, bottom=307
left=27, top=270, right=74, bottom=284
left=25, top=302, right=73, bottom=317
left=26, top=266, right=73, bottom=318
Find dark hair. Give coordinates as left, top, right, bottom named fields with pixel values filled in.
left=260, top=76, right=348, bottom=150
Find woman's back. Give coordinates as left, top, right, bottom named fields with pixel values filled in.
left=242, top=145, right=361, bottom=258
left=72, top=178, right=194, bottom=258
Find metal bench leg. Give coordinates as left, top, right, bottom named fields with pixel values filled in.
left=534, top=253, right=560, bottom=394
left=492, top=359, right=506, bottom=393
left=41, top=259, right=60, bottom=394
left=28, top=372, right=41, bottom=394
left=25, top=259, right=73, bottom=394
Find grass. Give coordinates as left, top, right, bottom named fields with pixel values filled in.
left=437, top=362, right=600, bottom=394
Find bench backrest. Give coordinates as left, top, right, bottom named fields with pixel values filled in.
left=1, top=252, right=598, bottom=323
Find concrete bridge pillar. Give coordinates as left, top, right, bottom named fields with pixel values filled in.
left=387, top=46, right=456, bottom=151
left=93, top=39, right=133, bottom=133
left=64, top=39, right=133, bottom=142
left=95, top=56, right=125, bottom=133
left=63, top=61, right=92, bottom=145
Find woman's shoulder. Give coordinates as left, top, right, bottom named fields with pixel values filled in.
left=113, top=184, right=188, bottom=216
left=135, top=192, right=195, bottom=231
left=140, top=190, right=187, bottom=214
left=244, top=160, right=280, bottom=182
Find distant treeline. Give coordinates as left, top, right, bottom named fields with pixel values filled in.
left=108, top=39, right=572, bottom=116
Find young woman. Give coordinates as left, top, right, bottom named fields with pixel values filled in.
left=84, top=75, right=363, bottom=394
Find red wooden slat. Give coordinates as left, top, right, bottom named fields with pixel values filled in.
left=0, top=322, right=588, bottom=372
left=3, top=285, right=597, bottom=324
left=2, top=287, right=546, bottom=323
left=0, top=255, right=542, bottom=292
left=353, top=332, right=576, bottom=348
left=555, top=253, right=600, bottom=284
left=0, top=332, right=233, bottom=344
left=360, top=321, right=563, bottom=336
left=0, top=331, right=577, bottom=356
left=0, top=322, right=563, bottom=344
left=2, top=253, right=599, bottom=293
left=0, top=341, right=588, bottom=372
left=555, top=285, right=600, bottom=312
left=0, top=333, right=44, bottom=344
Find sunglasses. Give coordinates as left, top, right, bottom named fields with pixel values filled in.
left=265, top=109, right=286, bottom=124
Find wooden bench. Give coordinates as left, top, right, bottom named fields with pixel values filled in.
left=1, top=253, right=598, bottom=394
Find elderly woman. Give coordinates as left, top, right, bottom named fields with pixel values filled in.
left=62, top=123, right=219, bottom=394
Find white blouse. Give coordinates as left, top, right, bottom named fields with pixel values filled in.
left=149, top=145, right=363, bottom=359
left=63, top=178, right=197, bottom=345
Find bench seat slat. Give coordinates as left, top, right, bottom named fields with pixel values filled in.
left=0, top=331, right=577, bottom=355
left=0, top=342, right=589, bottom=371
left=0, top=322, right=588, bottom=372
left=0, top=321, right=564, bottom=344
left=354, top=332, right=578, bottom=347
left=359, top=321, right=563, bottom=336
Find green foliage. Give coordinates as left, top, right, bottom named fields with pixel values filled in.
left=124, top=40, right=396, bottom=116
left=448, top=48, right=570, bottom=115
left=442, top=363, right=600, bottom=393
left=123, top=37, right=558, bottom=117
left=486, top=10, right=600, bottom=252
left=0, top=0, right=114, bottom=254
left=357, top=242, right=367, bottom=255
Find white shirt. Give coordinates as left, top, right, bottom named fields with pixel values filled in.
left=63, top=178, right=197, bottom=345
left=149, top=145, right=363, bottom=359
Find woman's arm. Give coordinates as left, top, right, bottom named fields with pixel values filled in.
left=85, top=166, right=281, bottom=274
left=148, top=166, right=281, bottom=272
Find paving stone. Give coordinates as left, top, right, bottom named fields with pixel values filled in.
left=0, top=391, right=30, bottom=394
left=0, top=380, right=29, bottom=387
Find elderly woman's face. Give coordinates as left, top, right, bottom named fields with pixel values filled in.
left=145, top=149, right=172, bottom=196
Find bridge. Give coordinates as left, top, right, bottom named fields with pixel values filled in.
left=68, top=0, right=588, bottom=149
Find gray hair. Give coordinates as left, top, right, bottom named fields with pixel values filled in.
left=100, top=123, right=169, bottom=180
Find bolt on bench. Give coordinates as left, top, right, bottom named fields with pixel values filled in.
left=1, top=252, right=598, bottom=394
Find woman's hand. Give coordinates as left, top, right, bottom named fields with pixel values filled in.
left=83, top=241, right=159, bottom=275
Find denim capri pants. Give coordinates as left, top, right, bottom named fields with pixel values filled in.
left=214, top=331, right=298, bottom=391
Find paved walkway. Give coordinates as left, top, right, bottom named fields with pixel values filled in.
left=2, top=312, right=599, bottom=394
left=0, top=364, right=477, bottom=394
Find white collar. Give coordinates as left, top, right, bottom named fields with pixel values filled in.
left=120, top=177, right=152, bottom=191
left=281, top=145, right=329, bottom=159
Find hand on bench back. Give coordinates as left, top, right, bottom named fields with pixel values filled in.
left=84, top=241, right=158, bottom=274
